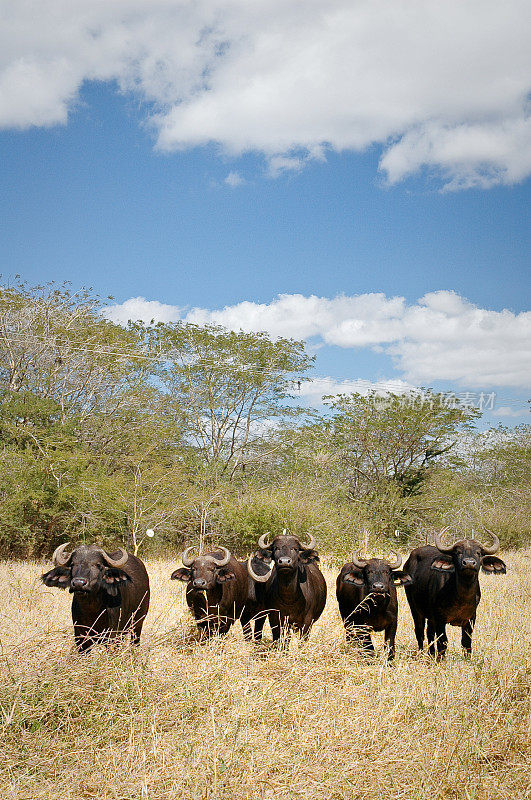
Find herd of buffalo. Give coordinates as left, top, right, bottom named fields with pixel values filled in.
left=41, top=529, right=506, bottom=660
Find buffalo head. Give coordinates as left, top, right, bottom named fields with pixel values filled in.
left=342, top=552, right=411, bottom=599
left=432, top=531, right=506, bottom=576
left=171, top=547, right=234, bottom=590
left=247, top=530, right=318, bottom=583
left=41, top=544, right=131, bottom=604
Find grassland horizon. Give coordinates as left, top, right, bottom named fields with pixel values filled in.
left=0, top=553, right=529, bottom=799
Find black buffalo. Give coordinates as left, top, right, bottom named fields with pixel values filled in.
left=171, top=547, right=251, bottom=637
left=247, top=531, right=327, bottom=641
left=42, top=543, right=150, bottom=652
left=336, top=551, right=411, bottom=659
left=404, top=531, right=506, bottom=659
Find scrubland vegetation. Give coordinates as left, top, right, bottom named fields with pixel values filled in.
left=0, top=554, right=530, bottom=800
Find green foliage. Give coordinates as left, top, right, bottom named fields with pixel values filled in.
left=142, top=320, right=314, bottom=478
left=0, top=280, right=183, bottom=555
left=216, top=488, right=332, bottom=553
left=466, top=425, right=531, bottom=486
left=321, top=390, right=479, bottom=498
left=0, top=279, right=148, bottom=417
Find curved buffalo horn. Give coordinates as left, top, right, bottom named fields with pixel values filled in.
left=181, top=546, right=198, bottom=567
left=351, top=551, right=368, bottom=568
left=247, top=554, right=274, bottom=583
left=52, top=542, right=72, bottom=566
left=300, top=532, right=317, bottom=551
left=435, top=526, right=455, bottom=553
left=479, top=530, right=500, bottom=555
left=387, top=552, right=402, bottom=570
left=101, top=547, right=129, bottom=568
left=257, top=532, right=272, bottom=550
left=209, top=546, right=231, bottom=567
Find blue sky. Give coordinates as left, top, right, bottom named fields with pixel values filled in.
left=1, top=2, right=529, bottom=424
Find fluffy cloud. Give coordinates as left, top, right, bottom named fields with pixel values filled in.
left=490, top=406, right=529, bottom=418
left=104, top=297, right=183, bottom=326
left=297, top=377, right=415, bottom=405
left=103, top=290, right=531, bottom=388
left=1, top=1, right=530, bottom=188
left=224, top=171, right=245, bottom=187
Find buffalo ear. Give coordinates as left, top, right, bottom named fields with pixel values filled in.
left=216, top=568, right=236, bottom=583
left=343, top=571, right=365, bottom=586
left=41, top=567, right=70, bottom=589
left=392, top=570, right=413, bottom=586
left=104, top=568, right=131, bottom=582
left=300, top=549, right=319, bottom=564
left=171, top=567, right=191, bottom=582
left=103, top=568, right=131, bottom=596
left=481, top=556, right=506, bottom=575
left=431, top=557, right=455, bottom=572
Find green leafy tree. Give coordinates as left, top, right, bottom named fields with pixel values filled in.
left=465, top=424, right=531, bottom=486
left=0, top=280, right=179, bottom=553
left=0, top=278, right=151, bottom=420
left=318, top=391, right=480, bottom=499
left=0, top=389, right=82, bottom=553
left=144, top=322, right=314, bottom=480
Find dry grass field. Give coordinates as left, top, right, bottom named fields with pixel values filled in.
left=0, top=553, right=529, bottom=800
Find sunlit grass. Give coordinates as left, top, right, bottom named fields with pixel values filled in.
left=0, top=553, right=529, bottom=799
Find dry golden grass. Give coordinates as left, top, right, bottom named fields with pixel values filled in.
left=0, top=553, right=529, bottom=800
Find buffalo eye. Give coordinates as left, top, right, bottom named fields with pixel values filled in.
left=343, top=572, right=365, bottom=585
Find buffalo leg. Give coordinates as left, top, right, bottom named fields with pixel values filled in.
left=343, top=612, right=361, bottom=644
left=74, top=627, right=95, bottom=654
left=219, top=621, right=233, bottom=636
left=270, top=623, right=290, bottom=644
left=352, top=628, right=374, bottom=656
left=197, top=622, right=214, bottom=640
left=75, top=636, right=94, bottom=654
left=240, top=610, right=254, bottom=641
left=131, top=614, right=145, bottom=646
left=268, top=610, right=282, bottom=642
left=411, top=608, right=426, bottom=651
left=427, top=620, right=448, bottom=659
left=461, top=617, right=475, bottom=656
left=253, top=613, right=266, bottom=642
left=384, top=621, right=397, bottom=660
left=434, top=620, right=448, bottom=660
left=426, top=620, right=437, bottom=656
left=299, top=622, right=313, bottom=642
left=344, top=624, right=356, bottom=644
left=241, top=610, right=266, bottom=642
left=269, top=611, right=291, bottom=646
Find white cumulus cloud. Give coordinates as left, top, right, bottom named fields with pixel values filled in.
left=1, top=1, right=530, bottom=188
left=224, top=171, right=245, bottom=187
left=103, top=297, right=183, bottom=326
left=298, top=377, right=415, bottom=405
left=103, top=290, right=531, bottom=389
left=490, top=406, right=529, bottom=418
